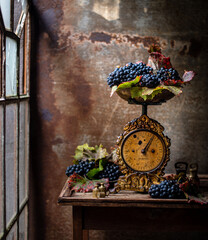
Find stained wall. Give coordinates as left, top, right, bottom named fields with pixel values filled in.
left=30, top=1, right=208, bottom=239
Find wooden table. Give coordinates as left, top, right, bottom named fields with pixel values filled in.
left=58, top=176, right=208, bottom=240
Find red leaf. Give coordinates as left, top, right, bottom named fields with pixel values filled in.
left=182, top=71, right=196, bottom=82
left=163, top=79, right=184, bottom=86
left=147, top=52, right=172, bottom=70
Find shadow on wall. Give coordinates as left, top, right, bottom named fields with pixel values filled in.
left=29, top=3, right=46, bottom=240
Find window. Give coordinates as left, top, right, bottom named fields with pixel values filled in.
left=0, top=0, right=30, bottom=239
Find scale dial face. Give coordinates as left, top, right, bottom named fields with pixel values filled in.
left=121, top=129, right=165, bottom=173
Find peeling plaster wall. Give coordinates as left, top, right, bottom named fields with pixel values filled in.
left=30, top=1, right=208, bottom=239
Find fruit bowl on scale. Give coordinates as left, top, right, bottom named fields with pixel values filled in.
left=116, top=87, right=175, bottom=104
left=107, top=45, right=195, bottom=105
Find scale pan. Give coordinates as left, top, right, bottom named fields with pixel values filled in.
left=116, top=88, right=175, bottom=104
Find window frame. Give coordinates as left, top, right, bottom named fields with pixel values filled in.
left=0, top=1, right=30, bottom=239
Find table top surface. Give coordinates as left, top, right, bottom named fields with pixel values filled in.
left=58, top=175, right=208, bottom=208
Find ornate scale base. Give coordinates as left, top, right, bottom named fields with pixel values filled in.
left=112, top=107, right=171, bottom=194
left=113, top=172, right=164, bottom=193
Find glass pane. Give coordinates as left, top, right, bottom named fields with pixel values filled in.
left=5, top=104, right=17, bottom=227
left=19, top=205, right=28, bottom=240
left=6, top=37, right=18, bottom=97
left=6, top=222, right=17, bottom=240
left=0, top=30, right=2, bottom=96
left=19, top=29, right=24, bottom=95
left=19, top=101, right=29, bottom=206
left=0, top=0, right=11, bottom=30
left=24, top=15, right=30, bottom=95
left=14, top=0, right=23, bottom=32
left=0, top=105, right=4, bottom=235
left=15, top=0, right=28, bottom=37
left=21, top=0, right=27, bottom=13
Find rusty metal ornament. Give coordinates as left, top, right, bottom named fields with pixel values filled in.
left=114, top=115, right=170, bottom=193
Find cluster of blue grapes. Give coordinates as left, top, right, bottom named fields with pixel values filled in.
left=139, top=74, right=160, bottom=88
left=66, top=160, right=95, bottom=177
left=148, top=180, right=185, bottom=199
left=157, top=67, right=181, bottom=81
left=107, top=62, right=153, bottom=87
left=98, top=162, right=121, bottom=181
left=107, top=61, right=182, bottom=88
left=137, top=67, right=181, bottom=88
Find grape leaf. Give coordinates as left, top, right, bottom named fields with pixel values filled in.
left=141, top=85, right=182, bottom=100
left=118, top=84, right=182, bottom=102
left=73, top=143, right=95, bottom=160
left=111, top=148, right=119, bottom=163
left=94, top=144, right=109, bottom=161
left=86, top=159, right=107, bottom=180
left=72, top=159, right=79, bottom=164
left=148, top=44, right=161, bottom=53
left=187, top=194, right=208, bottom=205
left=129, top=84, right=182, bottom=101
left=130, top=86, right=144, bottom=98
left=182, top=71, right=196, bottom=82
left=161, top=85, right=182, bottom=95
left=147, top=52, right=172, bottom=70
left=142, top=85, right=182, bottom=97
left=73, top=143, right=109, bottom=162
left=110, top=85, right=118, bottom=97
left=68, top=173, right=109, bottom=193
left=141, top=86, right=164, bottom=96
left=130, top=86, right=163, bottom=100
left=117, top=76, right=141, bottom=90
left=144, top=88, right=163, bottom=100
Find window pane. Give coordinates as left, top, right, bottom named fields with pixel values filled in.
left=0, top=30, right=2, bottom=96
left=0, top=105, right=4, bottom=235
left=19, top=101, right=29, bottom=206
left=0, top=0, right=11, bottom=30
left=15, top=0, right=28, bottom=37
left=24, top=15, right=30, bottom=95
left=21, top=0, right=27, bottom=13
left=14, top=0, right=23, bottom=33
left=19, top=205, right=28, bottom=240
left=19, top=29, right=24, bottom=95
left=5, top=104, right=17, bottom=226
left=6, top=222, right=17, bottom=240
left=6, top=37, right=18, bottom=97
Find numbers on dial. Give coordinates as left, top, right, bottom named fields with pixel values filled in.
left=121, top=130, right=165, bottom=172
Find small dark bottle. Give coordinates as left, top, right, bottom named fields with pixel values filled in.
left=189, top=163, right=200, bottom=191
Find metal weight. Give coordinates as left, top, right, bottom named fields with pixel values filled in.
left=175, top=162, right=188, bottom=176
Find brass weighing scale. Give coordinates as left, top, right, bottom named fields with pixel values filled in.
left=113, top=101, right=171, bottom=193
left=108, top=47, right=195, bottom=194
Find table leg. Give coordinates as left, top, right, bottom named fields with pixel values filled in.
left=73, top=206, right=89, bottom=240
left=83, top=230, right=89, bottom=240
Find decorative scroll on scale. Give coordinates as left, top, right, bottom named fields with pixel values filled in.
left=112, top=115, right=170, bottom=193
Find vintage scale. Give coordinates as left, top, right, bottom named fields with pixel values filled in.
left=113, top=99, right=171, bottom=193
left=109, top=46, right=195, bottom=194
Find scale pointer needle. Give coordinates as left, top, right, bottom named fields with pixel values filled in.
left=141, top=136, right=154, bottom=154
